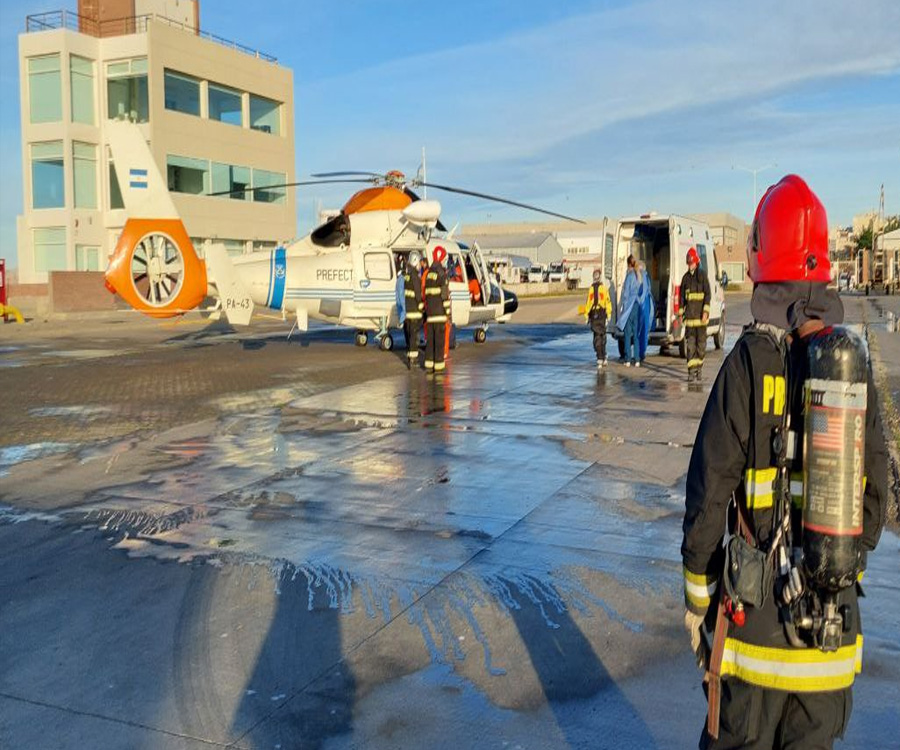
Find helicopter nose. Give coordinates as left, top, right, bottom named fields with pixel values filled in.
left=503, top=289, right=518, bottom=316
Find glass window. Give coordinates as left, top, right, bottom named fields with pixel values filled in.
left=604, top=234, right=614, bottom=279
left=209, top=83, right=242, bottom=126
left=31, top=141, right=65, bottom=209
left=75, top=244, right=101, bottom=271
left=167, top=154, right=209, bottom=194
left=364, top=253, right=393, bottom=281
left=164, top=70, right=201, bottom=116
left=28, top=54, right=62, bottom=123
left=221, top=239, right=246, bottom=257
left=34, top=227, right=67, bottom=272
left=212, top=162, right=251, bottom=200
left=252, top=169, right=286, bottom=204
left=696, top=243, right=709, bottom=274
left=70, top=55, right=94, bottom=125
left=721, top=262, right=745, bottom=283
left=107, top=58, right=148, bottom=123
left=249, top=94, right=280, bottom=135
left=73, top=142, right=97, bottom=209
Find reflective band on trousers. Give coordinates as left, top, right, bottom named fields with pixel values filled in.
left=428, top=315, right=447, bottom=323
left=687, top=292, right=706, bottom=301
left=406, top=312, right=422, bottom=320
left=685, top=319, right=706, bottom=327
left=425, top=288, right=442, bottom=296
left=721, top=635, right=862, bottom=692
left=684, top=567, right=718, bottom=611
left=745, top=467, right=777, bottom=510
left=687, top=358, right=704, bottom=368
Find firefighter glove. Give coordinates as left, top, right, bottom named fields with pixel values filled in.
left=684, top=609, right=705, bottom=668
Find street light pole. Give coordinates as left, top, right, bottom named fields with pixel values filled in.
left=732, top=163, right=777, bottom=212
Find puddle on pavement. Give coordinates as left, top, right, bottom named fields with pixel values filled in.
left=6, top=328, right=699, bottom=687
left=0, top=442, right=72, bottom=477
left=29, top=405, right=112, bottom=421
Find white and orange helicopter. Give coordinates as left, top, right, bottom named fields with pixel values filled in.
left=103, top=122, right=583, bottom=350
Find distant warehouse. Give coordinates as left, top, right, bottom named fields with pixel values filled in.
left=16, top=0, right=296, bottom=283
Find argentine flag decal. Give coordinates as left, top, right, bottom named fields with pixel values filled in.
left=129, top=168, right=148, bottom=189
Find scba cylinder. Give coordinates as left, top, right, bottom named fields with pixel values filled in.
left=802, top=326, right=867, bottom=592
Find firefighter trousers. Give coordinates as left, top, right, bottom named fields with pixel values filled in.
left=700, top=680, right=852, bottom=750
left=590, top=315, right=607, bottom=361
left=685, top=323, right=707, bottom=374
left=404, top=318, right=421, bottom=360
left=425, top=322, right=446, bottom=371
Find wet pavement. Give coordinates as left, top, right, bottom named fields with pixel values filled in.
left=0, top=294, right=898, bottom=749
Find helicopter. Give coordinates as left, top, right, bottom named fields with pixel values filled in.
left=103, top=121, right=584, bottom=350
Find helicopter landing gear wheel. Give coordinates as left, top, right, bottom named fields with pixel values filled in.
left=474, top=327, right=487, bottom=344
left=380, top=333, right=394, bottom=351
left=130, top=231, right=185, bottom=307
left=355, top=331, right=368, bottom=347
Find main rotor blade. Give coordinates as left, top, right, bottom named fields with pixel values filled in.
left=419, top=182, right=585, bottom=224
left=310, top=171, right=382, bottom=178
left=206, top=178, right=375, bottom=198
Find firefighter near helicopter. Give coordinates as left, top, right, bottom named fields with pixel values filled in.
left=102, top=121, right=584, bottom=351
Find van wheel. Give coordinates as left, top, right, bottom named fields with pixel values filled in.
left=678, top=338, right=687, bottom=360
left=617, top=338, right=625, bottom=359
left=714, top=314, right=725, bottom=350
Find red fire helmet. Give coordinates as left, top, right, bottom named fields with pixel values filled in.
left=747, top=174, right=830, bottom=284
left=433, top=245, right=447, bottom=264
left=686, top=247, right=700, bottom=267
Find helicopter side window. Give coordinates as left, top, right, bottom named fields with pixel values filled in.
left=363, top=252, right=393, bottom=281
left=311, top=212, right=351, bottom=247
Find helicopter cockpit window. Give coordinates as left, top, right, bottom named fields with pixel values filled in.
left=311, top=212, right=351, bottom=247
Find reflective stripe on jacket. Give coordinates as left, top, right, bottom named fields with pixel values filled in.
left=424, top=262, right=450, bottom=323
left=680, top=268, right=710, bottom=323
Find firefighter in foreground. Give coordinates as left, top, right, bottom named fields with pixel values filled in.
left=423, top=245, right=451, bottom=372
left=682, top=175, right=887, bottom=749
left=403, top=251, right=424, bottom=367
left=583, top=269, right=612, bottom=368
left=680, top=247, right=711, bottom=382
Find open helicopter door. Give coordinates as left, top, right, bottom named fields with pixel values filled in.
left=466, top=242, right=495, bottom=324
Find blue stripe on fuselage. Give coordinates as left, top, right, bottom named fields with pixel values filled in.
left=269, top=247, right=286, bottom=310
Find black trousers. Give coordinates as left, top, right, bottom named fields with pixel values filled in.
left=686, top=323, right=707, bottom=372
left=701, top=680, right=852, bottom=750
left=590, top=315, right=607, bottom=360
left=425, top=322, right=446, bottom=370
left=404, top=317, right=421, bottom=360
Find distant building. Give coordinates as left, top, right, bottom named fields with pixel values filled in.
left=462, top=219, right=616, bottom=287
left=691, top=212, right=748, bottom=285
left=16, top=0, right=295, bottom=283
left=465, top=232, right=565, bottom=268
left=877, top=228, right=900, bottom=288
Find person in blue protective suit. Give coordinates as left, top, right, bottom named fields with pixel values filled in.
left=618, top=255, right=642, bottom=367
left=636, top=261, right=656, bottom=365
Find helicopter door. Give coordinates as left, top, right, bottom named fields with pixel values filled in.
left=353, top=251, right=396, bottom=320
left=447, top=251, right=471, bottom=326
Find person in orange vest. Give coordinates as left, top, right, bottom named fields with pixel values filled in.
left=423, top=246, right=451, bottom=372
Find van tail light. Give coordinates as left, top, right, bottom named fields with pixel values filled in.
left=673, top=285, right=681, bottom=316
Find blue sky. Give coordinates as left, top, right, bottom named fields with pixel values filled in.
left=1, top=0, right=899, bottom=267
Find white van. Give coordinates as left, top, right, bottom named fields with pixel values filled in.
left=611, top=214, right=726, bottom=358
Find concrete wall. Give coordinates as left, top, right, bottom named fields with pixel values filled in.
left=503, top=282, right=570, bottom=297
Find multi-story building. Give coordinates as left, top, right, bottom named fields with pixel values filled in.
left=16, top=1, right=295, bottom=283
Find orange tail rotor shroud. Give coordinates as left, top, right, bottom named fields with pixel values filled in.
left=105, top=218, right=208, bottom=319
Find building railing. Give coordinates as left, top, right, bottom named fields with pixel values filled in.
left=24, top=9, right=277, bottom=63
